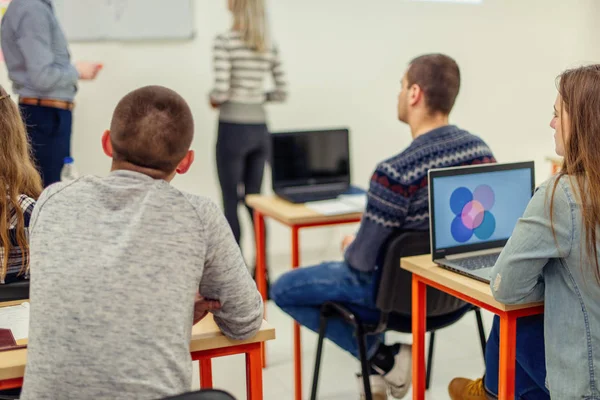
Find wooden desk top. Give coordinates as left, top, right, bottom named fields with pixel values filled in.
left=245, top=194, right=362, bottom=226
left=0, top=300, right=28, bottom=381
left=401, top=254, right=543, bottom=312
left=189, top=314, right=275, bottom=352
left=0, top=312, right=275, bottom=381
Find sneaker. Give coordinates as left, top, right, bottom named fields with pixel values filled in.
left=372, top=344, right=412, bottom=399
left=448, top=377, right=495, bottom=400
left=356, top=373, right=388, bottom=400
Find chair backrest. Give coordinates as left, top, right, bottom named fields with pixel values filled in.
left=160, top=389, right=237, bottom=400
left=374, top=231, right=466, bottom=318
left=0, top=280, right=29, bottom=302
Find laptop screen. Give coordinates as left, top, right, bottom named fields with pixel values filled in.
left=429, top=162, right=535, bottom=258
left=271, top=129, right=350, bottom=188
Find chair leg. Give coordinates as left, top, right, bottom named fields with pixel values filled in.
left=474, top=308, right=487, bottom=358
left=356, top=323, right=373, bottom=400
left=426, top=331, right=435, bottom=390
left=310, top=312, right=329, bottom=400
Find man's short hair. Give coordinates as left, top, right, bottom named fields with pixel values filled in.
left=407, top=54, right=461, bottom=115
left=110, top=85, right=194, bottom=174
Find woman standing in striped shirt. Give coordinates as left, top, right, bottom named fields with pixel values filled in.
left=210, top=0, right=287, bottom=250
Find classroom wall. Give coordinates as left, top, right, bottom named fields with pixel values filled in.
left=1, top=0, right=599, bottom=263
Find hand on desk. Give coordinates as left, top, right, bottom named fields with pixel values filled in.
left=76, top=61, right=103, bottom=80
left=193, top=293, right=221, bottom=325
left=341, top=235, right=356, bottom=253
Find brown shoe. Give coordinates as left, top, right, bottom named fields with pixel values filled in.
left=448, top=377, right=494, bottom=400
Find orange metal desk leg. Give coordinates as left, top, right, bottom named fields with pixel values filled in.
left=199, top=359, right=213, bottom=389
left=292, top=225, right=303, bottom=400
left=0, top=378, right=22, bottom=390
left=412, top=276, right=427, bottom=400
left=253, top=210, right=267, bottom=368
left=498, top=313, right=517, bottom=400
left=246, top=343, right=264, bottom=400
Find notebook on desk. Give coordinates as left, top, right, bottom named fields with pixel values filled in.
left=428, top=162, right=535, bottom=283
left=304, top=186, right=367, bottom=216
left=0, top=302, right=29, bottom=351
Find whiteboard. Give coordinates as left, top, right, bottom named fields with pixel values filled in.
left=53, top=0, right=194, bottom=41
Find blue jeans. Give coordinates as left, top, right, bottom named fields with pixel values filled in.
left=484, top=315, right=549, bottom=399
left=271, top=261, right=383, bottom=359
left=20, top=105, right=72, bottom=187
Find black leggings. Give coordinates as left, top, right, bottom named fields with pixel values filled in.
left=216, top=121, right=270, bottom=245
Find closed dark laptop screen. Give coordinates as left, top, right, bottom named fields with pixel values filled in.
left=272, top=129, right=350, bottom=188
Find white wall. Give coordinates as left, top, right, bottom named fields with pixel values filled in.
left=2, top=0, right=599, bottom=263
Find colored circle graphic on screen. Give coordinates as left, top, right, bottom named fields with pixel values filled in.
left=450, top=185, right=496, bottom=243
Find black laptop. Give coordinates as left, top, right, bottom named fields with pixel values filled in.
left=271, top=128, right=350, bottom=204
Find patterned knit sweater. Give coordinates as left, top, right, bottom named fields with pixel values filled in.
left=345, top=125, right=496, bottom=272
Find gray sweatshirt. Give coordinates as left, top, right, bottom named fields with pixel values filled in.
left=21, top=170, right=263, bottom=400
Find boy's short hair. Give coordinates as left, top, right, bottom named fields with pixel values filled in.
left=407, top=54, right=461, bottom=115
left=110, top=86, right=194, bottom=174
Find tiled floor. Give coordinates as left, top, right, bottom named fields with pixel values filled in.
left=192, top=251, right=495, bottom=400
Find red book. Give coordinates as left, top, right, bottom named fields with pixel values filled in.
left=0, top=329, right=25, bottom=352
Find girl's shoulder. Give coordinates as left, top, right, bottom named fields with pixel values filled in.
left=534, top=174, right=579, bottom=214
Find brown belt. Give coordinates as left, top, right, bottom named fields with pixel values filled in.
left=19, top=97, right=75, bottom=111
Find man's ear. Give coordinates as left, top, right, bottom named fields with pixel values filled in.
left=409, top=84, right=423, bottom=107
left=102, top=130, right=113, bottom=158
left=176, top=150, right=195, bottom=175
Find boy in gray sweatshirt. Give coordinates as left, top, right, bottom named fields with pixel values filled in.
left=21, top=86, right=263, bottom=400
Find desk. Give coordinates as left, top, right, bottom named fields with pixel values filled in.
left=0, top=311, right=275, bottom=400
left=246, top=194, right=362, bottom=400
left=0, top=300, right=29, bottom=391
left=191, top=315, right=275, bottom=400
left=401, top=255, right=543, bottom=400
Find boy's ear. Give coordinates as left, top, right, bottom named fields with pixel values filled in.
left=102, top=130, right=113, bottom=158
left=176, top=150, right=195, bottom=175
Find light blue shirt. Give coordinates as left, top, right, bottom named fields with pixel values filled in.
left=491, top=175, right=600, bottom=399
left=1, top=0, right=78, bottom=101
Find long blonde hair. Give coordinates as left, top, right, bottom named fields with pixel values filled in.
left=230, top=0, right=269, bottom=52
left=0, top=85, right=42, bottom=279
left=551, top=65, right=600, bottom=283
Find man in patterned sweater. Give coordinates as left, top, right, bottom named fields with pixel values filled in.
left=271, top=54, right=496, bottom=400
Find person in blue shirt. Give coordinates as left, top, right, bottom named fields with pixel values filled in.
left=1, top=0, right=102, bottom=186
left=272, top=54, right=496, bottom=400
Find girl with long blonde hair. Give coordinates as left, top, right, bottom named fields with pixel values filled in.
left=210, top=0, right=287, bottom=284
left=0, top=85, right=42, bottom=284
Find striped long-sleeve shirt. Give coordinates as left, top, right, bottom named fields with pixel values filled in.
left=210, top=30, right=287, bottom=124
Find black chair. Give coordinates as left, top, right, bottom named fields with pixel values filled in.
left=160, top=389, right=237, bottom=400
left=310, top=231, right=487, bottom=400
left=0, top=388, right=239, bottom=400
left=0, top=280, right=29, bottom=303
left=0, top=390, right=19, bottom=400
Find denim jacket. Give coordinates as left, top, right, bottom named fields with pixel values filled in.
left=491, top=175, right=600, bottom=400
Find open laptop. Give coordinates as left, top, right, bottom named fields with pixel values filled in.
left=428, top=161, right=535, bottom=282
left=271, top=129, right=351, bottom=204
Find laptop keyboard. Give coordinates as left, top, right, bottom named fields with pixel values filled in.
left=450, top=253, right=500, bottom=271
